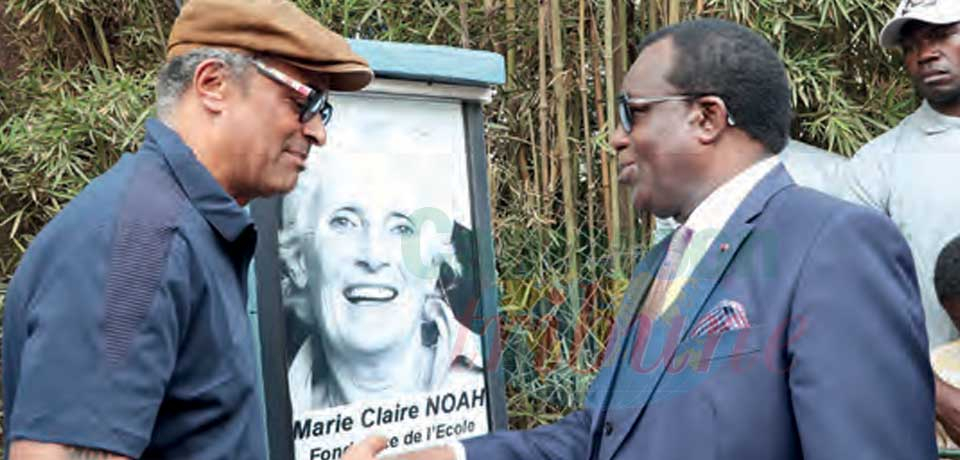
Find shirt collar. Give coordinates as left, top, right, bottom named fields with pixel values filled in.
left=144, top=118, right=254, bottom=242
left=684, top=155, right=781, bottom=234
left=914, top=100, right=960, bottom=135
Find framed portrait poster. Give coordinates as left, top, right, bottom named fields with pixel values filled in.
left=248, top=41, right=507, bottom=460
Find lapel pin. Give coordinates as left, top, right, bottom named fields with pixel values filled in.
left=720, top=243, right=730, bottom=252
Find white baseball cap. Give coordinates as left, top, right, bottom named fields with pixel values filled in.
left=879, top=0, right=960, bottom=48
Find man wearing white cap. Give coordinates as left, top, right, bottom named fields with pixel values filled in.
left=841, top=0, right=960, bottom=350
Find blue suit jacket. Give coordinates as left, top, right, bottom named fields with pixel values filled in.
left=464, top=165, right=936, bottom=459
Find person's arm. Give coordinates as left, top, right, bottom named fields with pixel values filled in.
left=6, top=234, right=192, bottom=458
left=458, top=409, right=592, bottom=460
left=9, top=440, right=131, bottom=460
left=384, top=445, right=457, bottom=460
left=936, top=374, right=960, bottom=445
left=345, top=257, right=654, bottom=460
left=788, top=207, right=936, bottom=458
left=346, top=409, right=593, bottom=460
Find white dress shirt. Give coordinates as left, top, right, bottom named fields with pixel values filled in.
left=656, top=156, right=781, bottom=316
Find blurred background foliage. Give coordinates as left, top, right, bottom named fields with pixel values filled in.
left=1, top=0, right=915, bottom=436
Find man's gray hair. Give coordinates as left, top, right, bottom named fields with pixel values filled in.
left=155, top=47, right=254, bottom=120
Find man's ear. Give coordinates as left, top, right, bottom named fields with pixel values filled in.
left=192, top=58, right=232, bottom=115
left=688, top=95, right=732, bottom=145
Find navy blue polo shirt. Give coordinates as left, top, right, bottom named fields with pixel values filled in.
left=3, top=119, right=267, bottom=459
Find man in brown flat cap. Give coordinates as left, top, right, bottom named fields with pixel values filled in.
left=1, top=1, right=382, bottom=459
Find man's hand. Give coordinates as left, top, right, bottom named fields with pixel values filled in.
left=343, top=436, right=457, bottom=460
left=385, top=445, right=457, bottom=460
left=343, top=436, right=390, bottom=460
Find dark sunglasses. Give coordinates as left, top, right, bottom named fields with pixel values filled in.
left=617, top=92, right=735, bottom=132
left=252, top=60, right=333, bottom=125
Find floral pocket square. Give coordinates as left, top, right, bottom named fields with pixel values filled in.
left=691, top=299, right=750, bottom=337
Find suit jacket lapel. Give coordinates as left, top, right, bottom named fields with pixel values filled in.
left=586, top=239, right=669, bottom=453
left=599, top=164, right=795, bottom=460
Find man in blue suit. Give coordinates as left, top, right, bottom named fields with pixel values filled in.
left=354, top=18, right=936, bottom=460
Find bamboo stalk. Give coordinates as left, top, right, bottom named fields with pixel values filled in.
left=544, top=1, right=558, bottom=202
left=458, top=0, right=471, bottom=48
left=485, top=0, right=501, bottom=53
left=527, top=110, right=546, bottom=280
left=618, top=0, right=628, bottom=75
left=528, top=109, right=542, bottom=217
left=537, top=0, right=550, bottom=214
left=589, top=3, right=614, bottom=262
left=649, top=0, right=659, bottom=33
left=505, top=0, right=516, bottom=90
left=696, top=0, right=705, bottom=16
left=516, top=131, right=531, bottom=190
left=578, top=0, right=597, bottom=280
left=669, top=0, right=681, bottom=25
left=549, top=0, right=581, bottom=363
left=604, top=0, right=622, bottom=275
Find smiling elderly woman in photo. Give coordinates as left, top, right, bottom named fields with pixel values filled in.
left=279, top=127, right=484, bottom=413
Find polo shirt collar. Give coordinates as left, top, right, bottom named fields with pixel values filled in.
left=144, top=118, right=254, bottom=242
left=915, top=100, right=960, bottom=135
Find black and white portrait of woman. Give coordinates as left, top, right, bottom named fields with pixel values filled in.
left=277, top=94, right=486, bottom=415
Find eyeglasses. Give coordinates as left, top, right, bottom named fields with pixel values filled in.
left=252, top=60, right=333, bottom=125
left=617, top=92, right=735, bottom=132
left=618, top=94, right=693, bottom=133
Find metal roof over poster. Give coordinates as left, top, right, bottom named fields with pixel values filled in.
left=247, top=40, right=507, bottom=460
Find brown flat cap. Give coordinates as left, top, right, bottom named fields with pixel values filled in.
left=167, top=0, right=373, bottom=91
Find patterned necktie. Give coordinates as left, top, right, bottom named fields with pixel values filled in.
left=640, top=225, right=694, bottom=318
left=593, top=225, right=696, bottom=455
